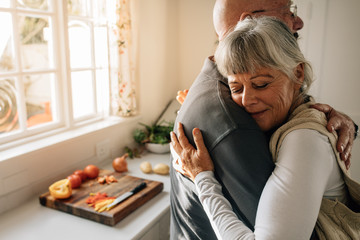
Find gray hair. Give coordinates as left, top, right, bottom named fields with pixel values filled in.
left=215, top=16, right=313, bottom=97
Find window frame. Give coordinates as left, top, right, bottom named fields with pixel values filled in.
left=0, top=0, right=114, bottom=149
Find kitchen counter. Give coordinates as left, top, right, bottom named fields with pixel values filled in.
left=0, top=153, right=171, bottom=240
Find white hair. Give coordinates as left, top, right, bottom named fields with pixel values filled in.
left=215, top=16, right=313, bottom=97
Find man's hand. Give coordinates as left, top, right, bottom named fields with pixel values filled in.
left=176, top=89, right=189, bottom=105
left=311, top=103, right=355, bottom=169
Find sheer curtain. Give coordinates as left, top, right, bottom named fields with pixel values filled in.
left=110, top=0, right=137, bottom=117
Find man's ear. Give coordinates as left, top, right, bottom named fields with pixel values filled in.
left=294, top=63, right=304, bottom=90
left=240, top=12, right=253, bottom=21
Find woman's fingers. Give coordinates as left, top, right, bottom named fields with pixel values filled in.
left=192, top=128, right=207, bottom=152
left=172, top=158, right=192, bottom=179
left=173, top=158, right=185, bottom=174
left=177, top=122, right=192, bottom=148
left=170, top=122, right=195, bottom=161
left=170, top=131, right=182, bottom=156
left=192, top=128, right=214, bottom=172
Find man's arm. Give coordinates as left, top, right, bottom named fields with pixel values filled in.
left=311, top=103, right=357, bottom=168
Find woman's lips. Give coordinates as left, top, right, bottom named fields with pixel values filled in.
left=248, top=110, right=267, bottom=119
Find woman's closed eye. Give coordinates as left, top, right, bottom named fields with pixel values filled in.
left=253, top=82, right=269, bottom=89
left=230, top=83, right=269, bottom=93
left=230, top=86, right=243, bottom=94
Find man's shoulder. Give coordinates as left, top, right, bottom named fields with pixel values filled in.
left=193, top=57, right=226, bottom=83
left=179, top=70, right=256, bottom=129
left=176, top=62, right=260, bottom=151
left=177, top=73, right=246, bottom=129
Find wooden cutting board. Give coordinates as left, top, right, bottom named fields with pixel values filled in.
left=39, top=170, right=163, bottom=226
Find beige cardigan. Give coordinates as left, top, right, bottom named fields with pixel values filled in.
left=269, top=100, right=360, bottom=240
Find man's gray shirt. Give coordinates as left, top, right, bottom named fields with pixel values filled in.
left=170, top=58, right=275, bottom=239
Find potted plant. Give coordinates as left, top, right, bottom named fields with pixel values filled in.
left=133, top=100, right=175, bottom=154
left=133, top=121, right=174, bottom=154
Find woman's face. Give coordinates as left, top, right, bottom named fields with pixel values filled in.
left=228, top=67, right=303, bottom=132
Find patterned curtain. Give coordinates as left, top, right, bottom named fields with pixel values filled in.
left=110, top=0, right=137, bottom=117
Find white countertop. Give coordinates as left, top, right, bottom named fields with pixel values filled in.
left=0, top=153, right=171, bottom=240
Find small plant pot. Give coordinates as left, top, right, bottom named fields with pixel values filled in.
left=145, top=143, right=170, bottom=154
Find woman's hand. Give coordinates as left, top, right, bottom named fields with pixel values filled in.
left=171, top=122, right=214, bottom=181
left=311, top=103, right=355, bottom=169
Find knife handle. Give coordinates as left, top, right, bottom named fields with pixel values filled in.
left=131, top=182, right=147, bottom=194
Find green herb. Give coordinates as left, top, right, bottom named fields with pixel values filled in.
left=124, top=146, right=142, bottom=158
left=133, top=99, right=175, bottom=146
left=133, top=121, right=174, bottom=145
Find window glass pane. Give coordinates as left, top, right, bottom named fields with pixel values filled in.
left=24, top=73, right=55, bottom=128
left=0, top=1, right=11, bottom=8
left=19, top=15, right=52, bottom=70
left=17, top=0, right=49, bottom=11
left=93, top=0, right=112, bottom=22
left=71, top=71, right=94, bottom=119
left=96, top=69, right=109, bottom=114
left=67, top=0, right=89, bottom=17
left=0, top=78, right=19, bottom=134
left=94, top=26, right=108, bottom=68
left=0, top=13, right=16, bottom=72
left=68, top=21, right=91, bottom=68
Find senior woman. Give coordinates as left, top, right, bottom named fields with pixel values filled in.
left=171, top=17, right=360, bottom=240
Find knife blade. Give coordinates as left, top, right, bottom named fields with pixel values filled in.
left=106, top=182, right=147, bottom=210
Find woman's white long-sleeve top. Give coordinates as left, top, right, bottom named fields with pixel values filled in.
left=195, top=129, right=347, bottom=240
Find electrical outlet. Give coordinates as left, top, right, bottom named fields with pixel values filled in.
left=96, top=140, right=110, bottom=160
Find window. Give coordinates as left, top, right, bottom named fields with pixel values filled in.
left=0, top=0, right=115, bottom=147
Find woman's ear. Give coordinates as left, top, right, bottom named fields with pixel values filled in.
left=294, top=63, right=304, bottom=90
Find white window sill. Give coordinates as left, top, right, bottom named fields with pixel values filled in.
left=0, top=115, right=141, bottom=163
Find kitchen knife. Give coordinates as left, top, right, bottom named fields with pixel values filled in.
left=106, top=182, right=147, bottom=210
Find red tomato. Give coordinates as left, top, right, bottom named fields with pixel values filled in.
left=73, top=170, right=87, bottom=182
left=67, top=174, right=82, bottom=189
left=84, top=164, right=99, bottom=179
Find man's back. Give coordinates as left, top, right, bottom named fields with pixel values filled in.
left=170, top=58, right=275, bottom=239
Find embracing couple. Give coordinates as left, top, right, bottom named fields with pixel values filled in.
left=170, top=0, right=360, bottom=239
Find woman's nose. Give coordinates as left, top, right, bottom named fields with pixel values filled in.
left=241, top=88, right=257, bottom=107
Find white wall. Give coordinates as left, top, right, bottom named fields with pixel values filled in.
left=321, top=0, right=360, bottom=181
left=177, top=0, right=217, bottom=89
left=135, top=0, right=216, bottom=124
left=136, top=0, right=179, bottom=124
left=296, top=0, right=360, bottom=181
